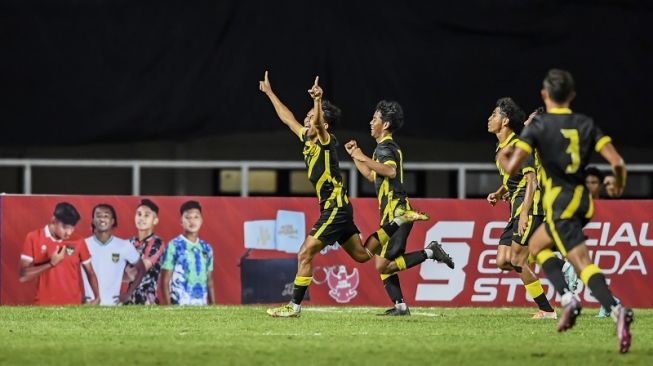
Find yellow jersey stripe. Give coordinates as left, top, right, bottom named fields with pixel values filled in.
left=313, top=208, right=339, bottom=239
left=560, top=185, right=584, bottom=219
left=549, top=107, right=572, bottom=114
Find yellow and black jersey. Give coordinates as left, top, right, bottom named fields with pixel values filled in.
left=373, top=135, right=410, bottom=225
left=495, top=132, right=544, bottom=218
left=516, top=108, right=611, bottom=222
left=300, top=131, right=349, bottom=210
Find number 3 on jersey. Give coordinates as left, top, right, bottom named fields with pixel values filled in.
left=560, top=129, right=580, bottom=173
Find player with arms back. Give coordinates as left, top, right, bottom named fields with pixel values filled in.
left=486, top=97, right=556, bottom=319
left=499, top=69, right=633, bottom=353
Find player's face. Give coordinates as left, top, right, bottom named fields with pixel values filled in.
left=181, top=209, right=203, bottom=234
left=487, top=107, right=505, bottom=133
left=93, top=207, right=115, bottom=233
left=304, top=108, right=318, bottom=138
left=51, top=220, right=76, bottom=241
left=585, top=175, right=602, bottom=198
left=370, top=111, right=384, bottom=138
left=135, top=206, right=158, bottom=232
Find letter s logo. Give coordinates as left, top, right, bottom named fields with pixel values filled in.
left=415, top=221, right=473, bottom=301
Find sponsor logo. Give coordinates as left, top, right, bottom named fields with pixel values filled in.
left=326, top=265, right=359, bottom=303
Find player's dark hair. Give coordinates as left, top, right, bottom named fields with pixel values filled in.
left=138, top=198, right=159, bottom=214
left=375, top=100, right=404, bottom=133
left=322, top=100, right=341, bottom=128
left=91, top=203, right=118, bottom=230
left=53, top=202, right=81, bottom=226
left=180, top=200, right=202, bottom=216
left=543, top=69, right=575, bottom=104
left=496, top=97, right=526, bottom=132
left=585, top=166, right=604, bottom=181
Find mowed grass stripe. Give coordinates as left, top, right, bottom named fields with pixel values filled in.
left=0, top=307, right=651, bottom=366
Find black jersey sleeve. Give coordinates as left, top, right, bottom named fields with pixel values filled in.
left=590, top=120, right=612, bottom=152
left=516, top=117, right=544, bottom=155
left=375, top=145, right=398, bottom=166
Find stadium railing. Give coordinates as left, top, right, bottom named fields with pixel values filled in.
left=0, top=159, right=651, bottom=198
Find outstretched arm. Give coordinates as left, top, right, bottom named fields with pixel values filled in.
left=598, top=142, right=627, bottom=197
left=259, top=71, right=304, bottom=138
left=308, top=77, right=329, bottom=145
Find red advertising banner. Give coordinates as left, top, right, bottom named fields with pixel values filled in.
left=1, top=195, right=651, bottom=307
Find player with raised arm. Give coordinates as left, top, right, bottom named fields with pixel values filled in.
left=498, top=69, right=633, bottom=353
left=345, top=100, right=454, bottom=316
left=486, top=97, right=556, bottom=319
left=259, top=72, right=429, bottom=317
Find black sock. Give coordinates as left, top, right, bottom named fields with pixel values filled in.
left=403, top=251, right=428, bottom=269
left=587, top=273, right=618, bottom=311
left=292, top=285, right=309, bottom=305
left=383, top=274, right=404, bottom=304
left=533, top=293, right=554, bottom=312
left=541, top=257, right=569, bottom=297
left=379, top=221, right=400, bottom=238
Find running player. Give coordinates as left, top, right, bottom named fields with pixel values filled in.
left=259, top=72, right=428, bottom=317
left=499, top=69, right=633, bottom=353
left=486, top=97, right=556, bottom=319
left=345, top=100, right=454, bottom=316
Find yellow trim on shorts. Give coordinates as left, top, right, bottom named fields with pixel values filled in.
left=595, top=136, right=612, bottom=152
left=519, top=215, right=535, bottom=245
left=560, top=185, right=584, bottom=219
left=543, top=184, right=567, bottom=256
left=294, top=276, right=313, bottom=286
left=313, top=208, right=338, bottom=239
left=580, top=264, right=602, bottom=285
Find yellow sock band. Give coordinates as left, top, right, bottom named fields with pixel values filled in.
left=580, top=264, right=602, bottom=285
left=395, top=256, right=407, bottom=271
left=377, top=228, right=390, bottom=245
left=535, top=248, right=556, bottom=265
left=294, top=276, right=312, bottom=287
left=525, top=280, right=545, bottom=298
left=380, top=273, right=394, bottom=281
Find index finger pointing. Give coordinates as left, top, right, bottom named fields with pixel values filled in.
left=314, top=76, right=319, bottom=86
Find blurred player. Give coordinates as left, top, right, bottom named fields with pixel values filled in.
left=486, top=97, right=556, bottom=319
left=584, top=166, right=604, bottom=199
left=20, top=202, right=100, bottom=305
left=345, top=100, right=454, bottom=316
left=259, top=72, right=428, bottom=317
left=499, top=69, right=633, bottom=353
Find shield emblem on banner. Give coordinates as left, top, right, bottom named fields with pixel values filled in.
left=111, top=253, right=120, bottom=263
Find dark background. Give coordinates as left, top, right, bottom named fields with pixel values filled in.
left=1, top=0, right=652, bottom=151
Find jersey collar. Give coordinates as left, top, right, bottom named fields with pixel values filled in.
left=44, top=225, right=63, bottom=243
left=549, top=107, right=572, bottom=114
left=378, top=134, right=393, bottom=143
left=497, top=131, right=516, bottom=149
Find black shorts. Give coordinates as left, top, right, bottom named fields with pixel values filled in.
left=545, top=217, right=589, bottom=256
left=499, top=215, right=544, bottom=246
left=309, top=203, right=360, bottom=247
left=543, top=184, right=593, bottom=255
left=380, top=222, right=413, bottom=260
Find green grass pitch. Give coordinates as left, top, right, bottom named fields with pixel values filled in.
left=0, top=306, right=651, bottom=365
